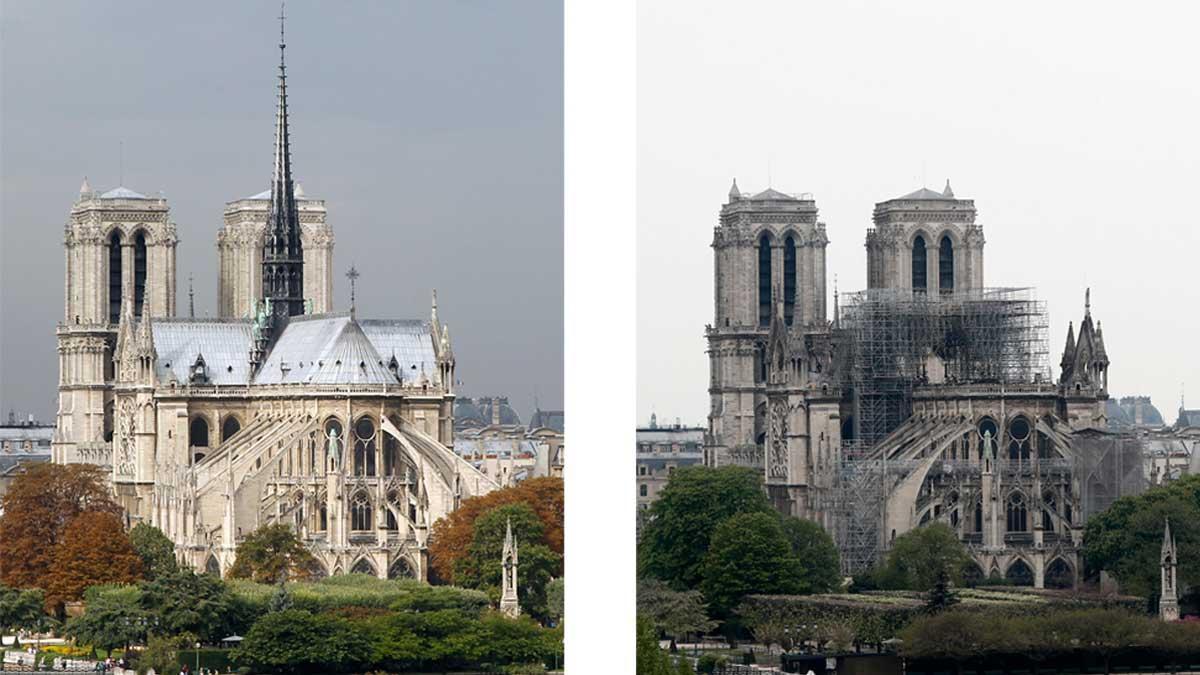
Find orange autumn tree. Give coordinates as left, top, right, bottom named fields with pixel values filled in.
left=428, top=476, right=563, bottom=583
left=46, top=511, right=143, bottom=609
left=0, top=464, right=123, bottom=590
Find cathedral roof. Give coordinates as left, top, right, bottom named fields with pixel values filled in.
left=245, top=184, right=308, bottom=201
left=895, top=186, right=954, bottom=200
left=152, top=320, right=256, bottom=385
left=99, top=186, right=151, bottom=200
left=254, top=315, right=395, bottom=385
left=749, top=188, right=799, bottom=201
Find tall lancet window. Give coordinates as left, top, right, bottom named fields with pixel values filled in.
left=783, top=236, right=796, bottom=326
left=911, top=235, right=927, bottom=293
left=108, top=231, right=123, bottom=323
left=758, top=234, right=772, bottom=326
left=939, top=235, right=954, bottom=294
left=133, top=232, right=147, bottom=318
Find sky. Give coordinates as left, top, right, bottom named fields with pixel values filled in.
left=0, top=1, right=563, bottom=423
left=638, top=0, right=1200, bottom=428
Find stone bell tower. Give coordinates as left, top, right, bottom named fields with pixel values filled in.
left=55, top=180, right=177, bottom=467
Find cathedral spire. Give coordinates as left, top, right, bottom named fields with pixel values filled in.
left=261, top=0, right=305, bottom=330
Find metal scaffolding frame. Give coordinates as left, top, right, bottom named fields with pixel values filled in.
left=829, top=287, right=1052, bottom=573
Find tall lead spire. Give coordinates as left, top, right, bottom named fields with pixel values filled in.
left=261, top=1, right=305, bottom=329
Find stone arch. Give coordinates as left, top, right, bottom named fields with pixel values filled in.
left=937, top=231, right=957, bottom=293
left=758, top=231, right=773, bottom=326
left=1045, top=557, right=1074, bottom=589
left=388, top=556, right=416, bottom=580
left=189, top=415, right=210, bottom=449
left=350, top=489, right=373, bottom=531
left=107, top=229, right=124, bottom=323
left=1005, top=557, right=1034, bottom=586
left=350, top=556, right=378, bottom=577
left=323, top=417, right=345, bottom=471
left=911, top=231, right=929, bottom=292
left=782, top=233, right=797, bottom=325
left=204, top=554, right=221, bottom=577
left=352, top=415, right=377, bottom=477
left=1007, top=414, right=1032, bottom=461
left=131, top=230, right=149, bottom=319
left=963, top=562, right=984, bottom=587
left=221, top=414, right=243, bottom=444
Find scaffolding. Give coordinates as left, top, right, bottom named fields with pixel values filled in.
left=830, top=287, right=1051, bottom=573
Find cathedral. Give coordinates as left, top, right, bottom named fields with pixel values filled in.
left=52, top=20, right=497, bottom=580
left=707, top=181, right=1120, bottom=588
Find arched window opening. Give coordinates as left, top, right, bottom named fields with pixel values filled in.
left=1038, top=431, right=1053, bottom=459
left=204, top=556, right=221, bottom=577
left=1006, top=559, right=1034, bottom=586
left=974, top=500, right=983, bottom=533
left=758, top=234, right=772, bottom=326
left=108, top=231, right=123, bottom=323
left=1043, top=491, right=1057, bottom=532
left=1008, top=416, right=1031, bottom=461
left=1006, top=493, right=1028, bottom=532
left=133, top=232, right=147, bottom=318
left=911, top=235, right=927, bottom=293
left=963, top=564, right=984, bottom=588
left=350, top=558, right=376, bottom=577
left=189, top=417, right=209, bottom=448
left=353, top=417, right=377, bottom=476
left=1045, top=558, right=1073, bottom=589
left=386, top=506, right=399, bottom=531
left=977, top=418, right=998, bottom=459
left=939, top=235, right=954, bottom=293
left=324, top=418, right=344, bottom=471
left=783, top=236, right=796, bottom=325
left=351, top=492, right=372, bottom=531
left=222, top=416, right=242, bottom=444
left=319, top=505, right=328, bottom=531
left=388, top=558, right=414, bottom=580
left=383, top=435, right=401, bottom=476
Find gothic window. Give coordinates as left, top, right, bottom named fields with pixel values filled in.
left=353, top=417, right=377, bottom=476
left=324, top=418, right=344, bottom=471
left=939, top=235, right=954, bottom=293
left=189, top=416, right=209, bottom=448
left=222, top=416, right=241, bottom=444
left=974, top=499, right=983, bottom=533
left=1005, top=559, right=1034, bottom=586
left=1037, top=431, right=1053, bottom=459
left=1044, top=558, right=1073, bottom=589
left=108, top=231, right=123, bottom=323
left=319, top=505, right=328, bottom=531
left=350, top=557, right=376, bottom=576
left=783, top=236, right=796, bottom=326
left=385, top=504, right=399, bottom=531
left=383, top=434, right=403, bottom=477
left=1008, top=416, right=1031, bottom=461
left=388, top=558, right=415, bottom=579
left=351, top=492, right=372, bottom=531
left=911, top=235, right=927, bottom=293
left=1043, top=491, right=1057, bottom=532
left=133, top=232, right=147, bottom=319
left=1006, top=493, right=1028, bottom=532
left=758, top=234, right=772, bottom=326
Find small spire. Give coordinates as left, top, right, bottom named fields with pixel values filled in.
left=346, top=265, right=360, bottom=318
left=431, top=289, right=439, bottom=326
left=1085, top=288, right=1091, bottom=317
left=943, top=179, right=954, bottom=198
left=728, top=178, right=741, bottom=202
left=188, top=274, right=195, bottom=318
left=833, top=274, right=840, bottom=328
left=294, top=182, right=305, bottom=198
left=79, top=176, right=92, bottom=196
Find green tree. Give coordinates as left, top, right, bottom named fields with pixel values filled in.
left=545, top=577, right=564, bottom=625
left=141, top=632, right=197, bottom=675
left=639, top=466, right=772, bottom=589
left=1083, top=486, right=1200, bottom=598
left=700, top=512, right=805, bottom=618
left=778, top=516, right=841, bottom=593
left=234, top=609, right=371, bottom=673
left=228, top=523, right=321, bottom=584
left=62, top=586, right=149, bottom=654
left=128, top=523, right=179, bottom=581
left=139, top=569, right=235, bottom=642
left=637, top=616, right=674, bottom=675
left=877, top=523, right=972, bottom=590
left=0, top=587, right=53, bottom=647
left=637, top=579, right=716, bottom=650
left=924, top=567, right=959, bottom=613
left=454, top=503, right=562, bottom=622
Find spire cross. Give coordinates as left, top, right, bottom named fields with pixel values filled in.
left=188, top=274, right=195, bottom=318
left=346, top=265, right=360, bottom=315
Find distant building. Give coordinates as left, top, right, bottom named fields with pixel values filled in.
left=636, top=415, right=704, bottom=532
left=0, top=412, right=54, bottom=512
left=1107, top=396, right=1166, bottom=431
left=454, top=401, right=564, bottom=485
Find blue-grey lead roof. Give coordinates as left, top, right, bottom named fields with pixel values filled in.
left=100, top=186, right=150, bottom=199
left=152, top=320, right=255, bottom=385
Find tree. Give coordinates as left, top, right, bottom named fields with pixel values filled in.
left=141, top=632, right=197, bottom=675
left=0, top=464, right=121, bottom=591
left=778, top=516, right=842, bottom=593
left=62, top=586, right=149, bottom=655
left=139, top=570, right=235, bottom=642
left=544, top=577, right=564, bottom=625
left=637, top=579, right=716, bottom=649
left=924, top=567, right=959, bottom=613
left=700, top=512, right=805, bottom=618
left=267, top=579, right=294, bottom=613
left=637, top=616, right=674, bottom=675
left=234, top=609, right=371, bottom=673
left=876, top=523, right=972, bottom=590
left=128, top=523, right=179, bottom=581
left=639, top=466, right=772, bottom=589
left=453, top=503, right=562, bottom=622
left=0, top=587, right=53, bottom=647
left=428, top=476, right=563, bottom=584
left=228, top=523, right=321, bottom=584
left=45, top=511, right=142, bottom=610
left=1083, top=482, right=1200, bottom=598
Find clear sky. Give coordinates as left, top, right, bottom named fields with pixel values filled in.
left=0, top=1, right=563, bottom=422
left=638, top=0, right=1200, bottom=428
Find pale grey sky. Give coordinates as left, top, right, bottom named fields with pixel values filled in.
left=1, top=1, right=563, bottom=422
left=638, top=0, right=1200, bottom=427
